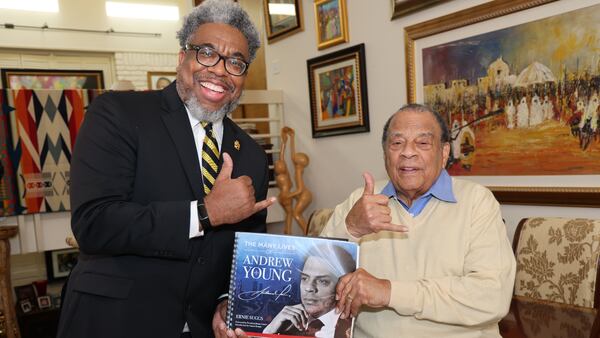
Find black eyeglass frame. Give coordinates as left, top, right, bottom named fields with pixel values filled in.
left=184, top=43, right=250, bottom=76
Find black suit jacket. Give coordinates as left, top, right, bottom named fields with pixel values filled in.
left=57, top=82, right=269, bottom=338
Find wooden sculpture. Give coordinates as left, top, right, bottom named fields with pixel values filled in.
left=275, top=127, right=312, bottom=234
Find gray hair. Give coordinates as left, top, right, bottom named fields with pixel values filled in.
left=381, top=103, right=450, bottom=148
left=176, top=0, right=261, bottom=62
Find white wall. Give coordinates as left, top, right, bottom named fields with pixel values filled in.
left=264, top=0, right=600, bottom=238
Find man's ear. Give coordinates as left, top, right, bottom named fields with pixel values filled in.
left=178, top=49, right=186, bottom=66
left=442, top=142, right=451, bottom=168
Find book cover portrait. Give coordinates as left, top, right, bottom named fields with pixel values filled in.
left=227, top=232, right=359, bottom=338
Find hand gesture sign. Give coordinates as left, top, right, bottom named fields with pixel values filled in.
left=344, top=172, right=407, bottom=238
left=205, top=152, right=276, bottom=226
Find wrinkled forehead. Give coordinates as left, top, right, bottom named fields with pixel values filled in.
left=389, top=109, right=441, bottom=138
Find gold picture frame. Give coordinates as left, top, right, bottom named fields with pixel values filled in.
left=263, top=0, right=303, bottom=43
left=404, top=0, right=600, bottom=207
left=147, top=71, right=176, bottom=90
left=314, top=0, right=349, bottom=50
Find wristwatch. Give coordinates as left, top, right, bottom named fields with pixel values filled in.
left=197, top=199, right=213, bottom=232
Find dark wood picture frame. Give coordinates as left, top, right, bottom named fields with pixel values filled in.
left=263, top=0, right=303, bottom=43
left=404, top=0, right=600, bottom=207
left=307, top=43, right=369, bottom=138
left=391, top=0, right=449, bottom=20
left=45, top=248, right=79, bottom=281
left=1, top=68, right=104, bottom=89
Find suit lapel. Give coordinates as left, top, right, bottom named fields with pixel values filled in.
left=160, top=82, right=203, bottom=200
left=221, top=117, right=242, bottom=177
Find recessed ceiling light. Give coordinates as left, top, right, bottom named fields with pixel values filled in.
left=106, top=1, right=179, bottom=21
left=0, top=0, right=59, bottom=12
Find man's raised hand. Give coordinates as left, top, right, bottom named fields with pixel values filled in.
left=205, top=152, right=276, bottom=226
left=344, top=172, right=408, bottom=237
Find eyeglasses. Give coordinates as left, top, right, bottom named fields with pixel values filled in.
left=185, top=44, right=249, bottom=76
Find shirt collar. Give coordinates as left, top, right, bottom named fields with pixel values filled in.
left=380, top=169, right=456, bottom=203
left=184, top=106, right=224, bottom=145
left=316, top=308, right=341, bottom=334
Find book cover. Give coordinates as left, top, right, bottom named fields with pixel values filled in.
left=227, top=232, right=359, bottom=338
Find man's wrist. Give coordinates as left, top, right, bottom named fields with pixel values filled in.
left=197, top=198, right=213, bottom=232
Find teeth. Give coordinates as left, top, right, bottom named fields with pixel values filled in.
left=201, top=81, right=225, bottom=93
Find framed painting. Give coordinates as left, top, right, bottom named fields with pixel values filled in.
left=45, top=248, right=79, bottom=281
left=314, top=0, right=349, bottom=50
left=147, top=71, right=176, bottom=90
left=391, top=0, right=449, bottom=20
left=405, top=0, right=600, bottom=207
left=263, top=0, right=303, bottom=43
left=307, top=43, right=369, bottom=138
left=1, top=68, right=104, bottom=89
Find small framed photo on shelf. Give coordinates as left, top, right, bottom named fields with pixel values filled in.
left=307, top=43, right=369, bottom=138
left=19, top=299, right=33, bottom=314
left=263, top=0, right=303, bottom=43
left=37, top=295, right=52, bottom=310
left=314, top=0, right=349, bottom=50
left=45, top=248, right=79, bottom=281
left=52, top=294, right=62, bottom=308
left=14, top=284, right=37, bottom=302
left=147, top=71, right=176, bottom=90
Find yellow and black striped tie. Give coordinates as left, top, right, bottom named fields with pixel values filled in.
left=201, top=122, right=220, bottom=194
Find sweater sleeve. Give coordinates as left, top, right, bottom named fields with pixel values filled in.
left=387, top=187, right=516, bottom=326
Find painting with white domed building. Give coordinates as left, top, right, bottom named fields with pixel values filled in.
left=421, top=2, right=600, bottom=175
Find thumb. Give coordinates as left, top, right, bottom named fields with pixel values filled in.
left=362, top=172, right=374, bottom=195
left=216, top=152, right=233, bottom=181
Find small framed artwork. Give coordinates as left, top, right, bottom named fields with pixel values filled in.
left=19, top=299, right=33, bottom=314
left=263, top=0, right=303, bottom=43
left=45, top=248, right=79, bottom=281
left=14, top=284, right=37, bottom=302
left=147, top=71, right=176, bottom=90
left=314, top=0, right=349, bottom=50
left=307, top=43, right=369, bottom=138
left=37, top=295, right=52, bottom=310
left=391, top=0, right=448, bottom=20
left=1, top=68, right=105, bottom=89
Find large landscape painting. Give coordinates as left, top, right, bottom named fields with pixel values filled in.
left=422, top=3, right=600, bottom=175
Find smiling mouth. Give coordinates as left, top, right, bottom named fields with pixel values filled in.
left=200, top=81, right=226, bottom=93
left=400, top=167, right=419, bottom=172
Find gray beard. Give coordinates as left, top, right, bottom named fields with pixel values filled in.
left=184, top=91, right=240, bottom=123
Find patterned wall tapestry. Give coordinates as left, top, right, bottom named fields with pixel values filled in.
left=0, top=89, right=101, bottom=215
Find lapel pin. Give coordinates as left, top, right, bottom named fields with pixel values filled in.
left=234, top=140, right=241, bottom=150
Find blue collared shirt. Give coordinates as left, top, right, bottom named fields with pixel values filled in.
left=380, top=169, right=457, bottom=217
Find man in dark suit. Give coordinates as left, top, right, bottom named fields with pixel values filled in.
left=57, top=1, right=274, bottom=337
left=262, top=244, right=355, bottom=338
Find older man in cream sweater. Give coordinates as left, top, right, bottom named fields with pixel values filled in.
left=321, top=104, right=516, bottom=338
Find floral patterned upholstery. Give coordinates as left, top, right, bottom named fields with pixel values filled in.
left=513, top=217, right=600, bottom=308
left=306, top=208, right=334, bottom=237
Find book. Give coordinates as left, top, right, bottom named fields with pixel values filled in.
left=226, top=232, right=359, bottom=338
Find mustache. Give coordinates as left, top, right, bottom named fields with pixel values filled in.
left=193, top=73, right=234, bottom=92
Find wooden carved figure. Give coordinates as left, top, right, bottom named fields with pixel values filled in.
left=275, top=127, right=297, bottom=234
